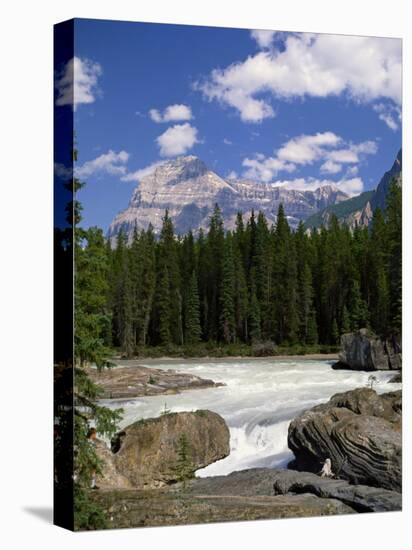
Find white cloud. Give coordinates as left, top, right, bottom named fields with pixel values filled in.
left=223, top=138, right=233, bottom=145
left=121, top=160, right=165, bottom=182
left=250, top=30, right=277, bottom=49
left=241, top=132, right=377, bottom=185
left=197, top=33, right=401, bottom=123
left=156, top=123, right=199, bottom=157
left=242, top=156, right=296, bottom=182
left=346, top=165, right=359, bottom=177
left=277, top=132, right=341, bottom=164
left=320, top=160, right=342, bottom=174
left=373, top=102, right=401, bottom=131
left=75, top=150, right=129, bottom=178
left=149, top=104, right=193, bottom=123
left=55, top=56, right=102, bottom=110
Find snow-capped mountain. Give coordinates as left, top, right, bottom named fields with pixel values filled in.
left=108, top=155, right=349, bottom=241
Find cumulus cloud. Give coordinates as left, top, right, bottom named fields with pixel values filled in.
left=55, top=56, right=102, bottom=110
left=277, top=132, right=341, bottom=164
left=373, top=102, right=401, bottom=131
left=197, top=33, right=401, bottom=123
left=75, top=150, right=129, bottom=178
left=243, top=156, right=296, bottom=181
left=320, top=160, right=342, bottom=174
left=223, top=138, right=233, bottom=145
left=156, top=123, right=199, bottom=157
left=149, top=104, right=193, bottom=123
left=250, top=30, right=277, bottom=49
left=121, top=160, right=166, bottom=182
left=241, top=131, right=377, bottom=185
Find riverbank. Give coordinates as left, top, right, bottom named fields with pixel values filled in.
left=110, top=343, right=340, bottom=361
left=112, top=353, right=338, bottom=366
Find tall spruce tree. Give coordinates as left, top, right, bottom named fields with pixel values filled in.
left=220, top=234, right=236, bottom=343
left=185, top=271, right=202, bottom=344
left=385, top=179, right=402, bottom=334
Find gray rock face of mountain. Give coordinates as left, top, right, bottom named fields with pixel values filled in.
left=305, top=149, right=402, bottom=230
left=107, top=156, right=349, bottom=241
left=370, top=149, right=402, bottom=211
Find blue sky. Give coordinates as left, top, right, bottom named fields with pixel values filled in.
left=55, top=18, right=402, bottom=230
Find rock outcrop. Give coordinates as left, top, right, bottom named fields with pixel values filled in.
left=271, top=469, right=401, bottom=512
left=190, top=467, right=401, bottom=512
left=94, top=440, right=133, bottom=489
left=92, top=487, right=353, bottom=529
left=107, top=155, right=349, bottom=241
left=335, top=328, right=401, bottom=371
left=88, top=364, right=223, bottom=399
left=288, top=388, right=402, bottom=491
left=111, top=410, right=230, bottom=489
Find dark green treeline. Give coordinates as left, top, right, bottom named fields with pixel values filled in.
left=83, top=180, right=401, bottom=356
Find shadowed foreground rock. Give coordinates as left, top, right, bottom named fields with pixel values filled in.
left=91, top=488, right=353, bottom=529
left=189, top=468, right=401, bottom=513
left=271, top=470, right=401, bottom=513
left=110, top=410, right=230, bottom=489
left=288, top=388, right=402, bottom=491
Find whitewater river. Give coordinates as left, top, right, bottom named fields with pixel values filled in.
left=100, top=358, right=400, bottom=477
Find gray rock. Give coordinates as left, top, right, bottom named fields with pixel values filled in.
left=107, top=155, right=349, bottom=241
left=271, top=469, right=401, bottom=512
left=111, top=410, right=230, bottom=489
left=337, top=329, right=401, bottom=371
left=288, top=388, right=402, bottom=491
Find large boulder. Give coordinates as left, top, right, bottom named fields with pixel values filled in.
left=94, top=440, right=133, bottom=489
left=111, top=410, right=230, bottom=489
left=336, top=329, right=401, bottom=371
left=288, top=388, right=402, bottom=491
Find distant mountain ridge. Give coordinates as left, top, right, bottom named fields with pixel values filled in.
left=108, top=156, right=349, bottom=241
left=305, top=149, right=402, bottom=230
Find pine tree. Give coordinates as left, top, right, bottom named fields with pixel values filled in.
left=272, top=204, right=299, bottom=343
left=185, top=271, right=202, bottom=344
left=385, top=179, right=402, bottom=334
left=71, top=143, right=122, bottom=530
left=206, top=204, right=225, bottom=340
left=156, top=264, right=171, bottom=345
left=349, top=279, right=369, bottom=330
left=154, top=211, right=183, bottom=345
left=220, top=234, right=236, bottom=343
left=249, top=277, right=261, bottom=343
left=174, top=433, right=194, bottom=489
left=306, top=309, right=318, bottom=345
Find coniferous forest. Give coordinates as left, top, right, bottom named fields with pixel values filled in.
left=76, top=179, right=401, bottom=359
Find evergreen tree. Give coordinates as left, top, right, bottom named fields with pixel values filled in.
left=249, top=277, right=261, bottom=343
left=185, top=271, right=202, bottom=344
left=272, top=204, right=299, bottom=343
left=206, top=204, right=225, bottom=340
left=220, top=234, right=236, bottom=343
left=71, top=144, right=122, bottom=530
left=385, top=179, right=402, bottom=334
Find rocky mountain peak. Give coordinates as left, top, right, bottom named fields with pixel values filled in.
left=108, top=156, right=352, bottom=242
left=149, top=155, right=208, bottom=185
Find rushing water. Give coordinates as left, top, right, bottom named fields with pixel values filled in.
left=100, top=358, right=400, bottom=478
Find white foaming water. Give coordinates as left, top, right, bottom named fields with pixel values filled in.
left=100, top=358, right=400, bottom=477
